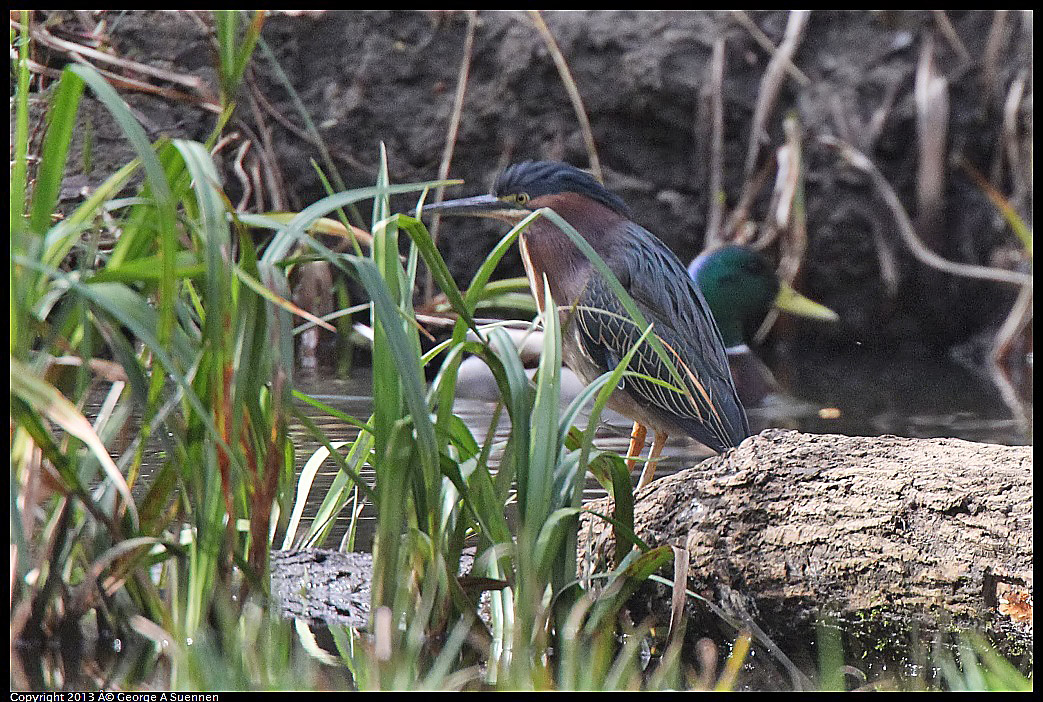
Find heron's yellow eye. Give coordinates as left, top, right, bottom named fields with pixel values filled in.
left=515, top=192, right=530, bottom=205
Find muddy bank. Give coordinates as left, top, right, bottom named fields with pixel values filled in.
left=40, top=10, right=1032, bottom=353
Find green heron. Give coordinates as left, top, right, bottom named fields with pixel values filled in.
left=688, top=246, right=839, bottom=405
left=424, top=160, right=749, bottom=488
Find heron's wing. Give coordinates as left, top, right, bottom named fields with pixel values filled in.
left=573, top=225, right=749, bottom=450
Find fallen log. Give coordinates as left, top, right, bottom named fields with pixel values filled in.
left=579, top=429, right=1032, bottom=662
left=271, top=549, right=373, bottom=628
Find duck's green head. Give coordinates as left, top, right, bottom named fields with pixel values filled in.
left=688, top=245, right=838, bottom=347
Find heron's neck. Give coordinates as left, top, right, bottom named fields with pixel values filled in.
left=521, top=194, right=625, bottom=311
left=519, top=223, right=584, bottom=313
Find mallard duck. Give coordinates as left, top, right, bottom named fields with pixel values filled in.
left=688, top=245, right=838, bottom=405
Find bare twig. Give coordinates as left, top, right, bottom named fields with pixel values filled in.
left=211, top=131, right=239, bottom=156
left=729, top=10, right=810, bottom=86
left=931, top=10, right=971, bottom=64
left=14, top=19, right=221, bottom=112
left=723, top=158, right=776, bottom=247
left=983, top=10, right=1010, bottom=101
left=991, top=278, right=1033, bottom=367
left=1001, top=72, right=1029, bottom=216
left=914, top=36, right=949, bottom=241
left=827, top=93, right=855, bottom=146
left=820, top=135, right=1032, bottom=288
left=25, top=21, right=207, bottom=91
left=7, top=50, right=63, bottom=79
left=702, top=38, right=727, bottom=251
left=988, top=356, right=1031, bottom=437
left=754, top=115, right=805, bottom=343
left=425, top=9, right=478, bottom=304
left=247, top=74, right=288, bottom=210
left=828, top=79, right=900, bottom=154
left=248, top=155, right=265, bottom=213
left=528, top=10, right=602, bottom=182
left=864, top=79, right=901, bottom=151
left=872, top=222, right=902, bottom=300
left=248, top=74, right=315, bottom=146
left=232, top=140, right=253, bottom=211
left=71, top=51, right=220, bottom=114
left=71, top=10, right=106, bottom=45
left=232, top=117, right=297, bottom=211
left=743, top=10, right=810, bottom=181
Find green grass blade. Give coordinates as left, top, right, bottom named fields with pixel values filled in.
left=213, top=10, right=265, bottom=104
left=10, top=11, right=31, bottom=237
left=260, top=181, right=454, bottom=264
left=281, top=440, right=350, bottom=549
left=68, top=64, right=174, bottom=218
left=526, top=280, right=562, bottom=529
left=42, top=159, right=141, bottom=269
left=10, top=357, right=138, bottom=527
left=539, top=208, right=690, bottom=397
left=29, top=68, right=85, bottom=235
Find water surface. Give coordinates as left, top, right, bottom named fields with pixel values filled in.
left=289, top=350, right=1031, bottom=550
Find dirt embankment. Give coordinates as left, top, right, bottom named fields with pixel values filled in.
left=42, top=10, right=1033, bottom=353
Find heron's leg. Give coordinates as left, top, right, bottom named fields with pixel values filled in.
left=626, top=421, right=647, bottom=472
left=636, top=430, right=668, bottom=489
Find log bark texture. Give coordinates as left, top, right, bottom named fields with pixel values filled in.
left=579, top=429, right=1032, bottom=654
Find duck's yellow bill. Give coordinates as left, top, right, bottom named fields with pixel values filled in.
left=773, top=282, right=839, bottom=322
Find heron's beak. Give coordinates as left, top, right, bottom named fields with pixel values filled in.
left=773, top=282, right=839, bottom=322
left=422, top=194, right=531, bottom=224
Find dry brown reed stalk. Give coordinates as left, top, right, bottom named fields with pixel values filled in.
left=16, top=17, right=221, bottom=111
left=425, top=9, right=478, bottom=304
left=701, top=37, right=727, bottom=252
left=26, top=19, right=207, bottom=91
left=931, top=10, right=971, bottom=64
left=752, top=115, right=805, bottom=343
left=914, top=36, right=949, bottom=243
left=773, top=117, right=806, bottom=283
left=1001, top=73, right=1030, bottom=215
left=821, top=135, right=1032, bottom=288
left=232, top=140, right=254, bottom=211
left=742, top=10, right=809, bottom=181
left=729, top=10, right=810, bottom=86
left=527, top=10, right=602, bottom=182
left=722, top=159, right=776, bottom=249
left=983, top=10, right=1011, bottom=101
left=667, top=544, right=689, bottom=645
left=759, top=115, right=803, bottom=255
left=718, top=10, right=810, bottom=264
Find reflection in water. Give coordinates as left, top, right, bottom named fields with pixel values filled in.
left=776, top=349, right=1031, bottom=446
left=289, top=351, right=1031, bottom=550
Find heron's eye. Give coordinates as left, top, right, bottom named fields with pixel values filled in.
left=515, top=192, right=530, bottom=205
